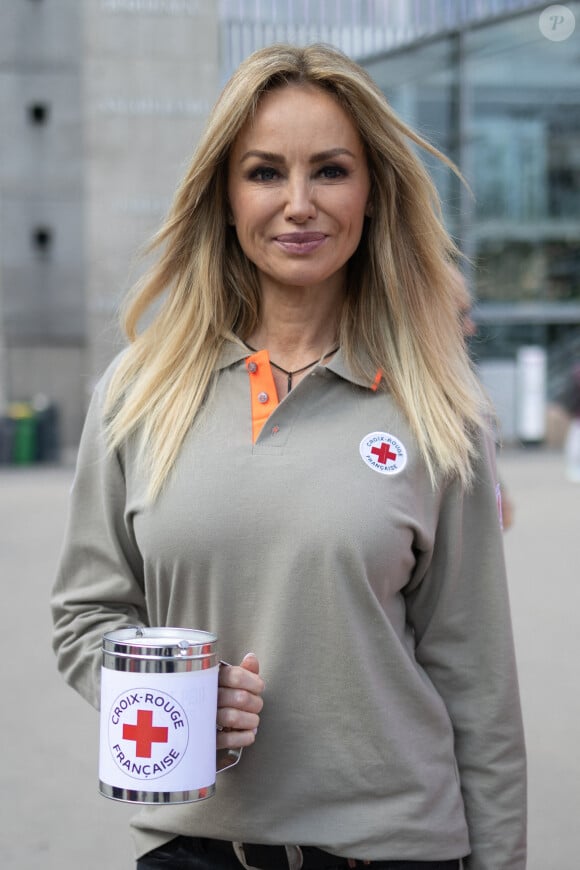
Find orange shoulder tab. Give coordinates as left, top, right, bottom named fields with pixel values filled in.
left=370, top=369, right=383, bottom=392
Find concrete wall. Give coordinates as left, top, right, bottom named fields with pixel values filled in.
left=0, top=1, right=85, bottom=447
left=0, top=0, right=220, bottom=450
left=83, top=0, right=221, bottom=382
left=0, top=2, right=84, bottom=340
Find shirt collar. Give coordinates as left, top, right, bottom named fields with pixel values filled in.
left=215, top=338, right=252, bottom=371
left=216, top=339, right=381, bottom=391
left=326, top=348, right=382, bottom=392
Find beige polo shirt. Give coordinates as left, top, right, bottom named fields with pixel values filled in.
left=52, top=341, right=526, bottom=868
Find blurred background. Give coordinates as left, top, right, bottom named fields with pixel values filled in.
left=1, top=0, right=580, bottom=460
left=1, top=1, right=579, bottom=868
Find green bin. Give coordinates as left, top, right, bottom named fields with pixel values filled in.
left=8, top=403, right=37, bottom=465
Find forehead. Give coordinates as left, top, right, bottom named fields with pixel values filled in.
left=232, top=83, right=364, bottom=152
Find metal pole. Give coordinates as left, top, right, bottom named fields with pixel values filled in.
left=0, top=268, right=8, bottom=411
left=455, top=26, right=476, bottom=288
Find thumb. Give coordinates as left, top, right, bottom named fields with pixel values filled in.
left=239, top=652, right=260, bottom=675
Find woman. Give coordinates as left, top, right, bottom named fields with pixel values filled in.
left=52, top=44, right=526, bottom=870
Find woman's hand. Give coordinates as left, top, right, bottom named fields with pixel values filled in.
left=217, top=653, right=265, bottom=750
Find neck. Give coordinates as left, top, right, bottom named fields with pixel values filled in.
left=246, top=283, right=343, bottom=369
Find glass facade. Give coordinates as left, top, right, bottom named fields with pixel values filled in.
left=363, top=38, right=464, bottom=239
left=466, top=12, right=580, bottom=308
left=364, top=3, right=580, bottom=410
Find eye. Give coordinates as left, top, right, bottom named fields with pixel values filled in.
left=249, top=166, right=279, bottom=182
left=318, top=165, right=348, bottom=180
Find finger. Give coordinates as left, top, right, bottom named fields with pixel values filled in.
left=216, top=684, right=262, bottom=733
left=216, top=654, right=265, bottom=750
left=219, top=660, right=265, bottom=695
left=239, top=652, right=260, bottom=674
left=217, top=707, right=260, bottom=733
left=216, top=698, right=261, bottom=731
left=217, top=726, right=257, bottom=751
left=218, top=686, right=264, bottom=714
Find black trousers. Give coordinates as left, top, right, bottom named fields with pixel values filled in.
left=137, top=836, right=461, bottom=870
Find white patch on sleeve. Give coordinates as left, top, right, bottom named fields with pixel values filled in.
left=496, top=482, right=504, bottom=530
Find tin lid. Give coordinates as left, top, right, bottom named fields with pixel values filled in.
left=102, top=626, right=217, bottom=660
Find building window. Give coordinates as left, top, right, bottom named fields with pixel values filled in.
left=361, top=4, right=580, bottom=406
left=364, top=37, right=462, bottom=243
left=464, top=9, right=580, bottom=305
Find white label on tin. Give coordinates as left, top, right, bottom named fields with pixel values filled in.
left=99, top=666, right=218, bottom=793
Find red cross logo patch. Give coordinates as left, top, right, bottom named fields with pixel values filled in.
left=360, top=431, right=407, bottom=475
left=107, top=688, right=189, bottom=781
left=123, top=709, right=168, bottom=758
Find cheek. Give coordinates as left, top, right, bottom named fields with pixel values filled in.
left=332, top=184, right=369, bottom=225
left=228, top=191, right=246, bottom=228
left=232, top=217, right=268, bottom=267
left=343, top=196, right=370, bottom=242
left=232, top=224, right=254, bottom=262
left=231, top=195, right=271, bottom=237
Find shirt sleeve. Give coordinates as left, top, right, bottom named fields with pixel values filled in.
left=51, top=377, right=147, bottom=709
left=404, top=428, right=527, bottom=870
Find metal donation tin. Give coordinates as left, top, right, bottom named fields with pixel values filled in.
left=99, top=626, right=230, bottom=805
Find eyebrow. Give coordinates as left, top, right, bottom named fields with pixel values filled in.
left=238, top=147, right=357, bottom=164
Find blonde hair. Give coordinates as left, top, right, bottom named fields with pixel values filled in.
left=105, top=43, right=488, bottom=499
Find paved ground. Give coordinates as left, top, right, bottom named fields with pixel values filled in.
left=0, top=449, right=579, bottom=869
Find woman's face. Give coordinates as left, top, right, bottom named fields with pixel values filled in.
left=227, top=83, right=371, bottom=298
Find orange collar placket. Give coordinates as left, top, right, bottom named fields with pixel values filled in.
left=246, top=350, right=280, bottom=443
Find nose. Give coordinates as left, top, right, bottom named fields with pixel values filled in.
left=284, top=175, right=316, bottom=223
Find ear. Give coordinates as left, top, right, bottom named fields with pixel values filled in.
left=365, top=199, right=373, bottom=218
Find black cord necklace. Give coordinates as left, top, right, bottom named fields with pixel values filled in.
left=245, top=343, right=339, bottom=392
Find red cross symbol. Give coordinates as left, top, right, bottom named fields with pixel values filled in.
left=371, top=442, right=397, bottom=465
left=123, top=709, right=168, bottom=758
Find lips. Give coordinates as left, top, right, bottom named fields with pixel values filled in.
left=275, top=232, right=326, bottom=243
left=273, top=231, right=327, bottom=254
